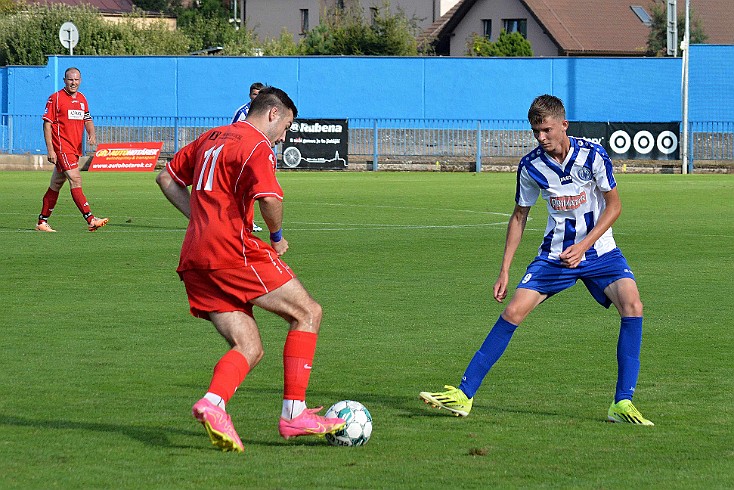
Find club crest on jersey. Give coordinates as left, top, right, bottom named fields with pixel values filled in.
left=577, top=167, right=593, bottom=181
left=550, top=191, right=587, bottom=211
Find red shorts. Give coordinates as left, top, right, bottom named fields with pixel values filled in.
left=55, top=153, right=80, bottom=172
left=179, top=259, right=295, bottom=320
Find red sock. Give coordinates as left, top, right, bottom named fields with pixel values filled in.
left=39, top=188, right=60, bottom=222
left=70, top=187, right=93, bottom=222
left=283, top=330, right=318, bottom=401
left=207, top=350, right=250, bottom=403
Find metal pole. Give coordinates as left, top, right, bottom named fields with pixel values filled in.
left=174, top=117, right=180, bottom=153
left=475, top=120, right=481, bottom=172
left=372, top=119, right=378, bottom=171
left=680, top=0, right=690, bottom=174
left=8, top=114, right=13, bottom=154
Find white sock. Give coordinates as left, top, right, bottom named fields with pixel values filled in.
left=204, top=392, right=225, bottom=411
left=281, top=399, right=306, bottom=420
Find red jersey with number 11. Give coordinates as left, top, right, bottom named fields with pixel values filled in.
left=166, top=121, right=283, bottom=272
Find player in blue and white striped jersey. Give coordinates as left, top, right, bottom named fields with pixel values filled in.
left=420, top=95, right=653, bottom=425
left=516, top=132, right=618, bottom=263
left=232, top=82, right=265, bottom=232
left=231, top=82, right=264, bottom=124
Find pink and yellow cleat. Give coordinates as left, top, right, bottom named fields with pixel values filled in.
left=192, top=398, right=244, bottom=453
left=88, top=217, right=109, bottom=232
left=278, top=407, right=346, bottom=440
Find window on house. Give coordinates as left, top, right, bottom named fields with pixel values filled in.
left=503, top=18, right=527, bottom=38
left=630, top=6, right=652, bottom=26
left=482, top=19, right=492, bottom=39
left=300, top=9, right=309, bottom=33
left=370, top=7, right=378, bottom=25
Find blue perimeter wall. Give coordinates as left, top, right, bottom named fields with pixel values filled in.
left=1, top=45, right=731, bottom=122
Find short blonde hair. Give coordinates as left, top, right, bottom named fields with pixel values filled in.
left=528, top=95, right=566, bottom=125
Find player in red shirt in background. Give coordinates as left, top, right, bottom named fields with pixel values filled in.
left=36, top=67, right=108, bottom=232
left=156, top=86, right=345, bottom=453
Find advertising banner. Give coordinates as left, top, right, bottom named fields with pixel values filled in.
left=567, top=122, right=679, bottom=160
left=88, top=142, right=163, bottom=171
left=281, top=119, right=348, bottom=170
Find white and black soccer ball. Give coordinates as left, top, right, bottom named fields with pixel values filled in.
left=324, top=400, right=372, bottom=447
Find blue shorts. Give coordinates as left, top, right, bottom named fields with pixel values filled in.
left=517, top=248, right=636, bottom=308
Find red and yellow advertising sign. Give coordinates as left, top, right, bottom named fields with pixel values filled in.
left=88, top=142, right=163, bottom=172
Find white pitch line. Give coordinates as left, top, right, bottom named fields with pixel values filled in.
left=2, top=222, right=514, bottom=233
left=288, top=201, right=515, bottom=218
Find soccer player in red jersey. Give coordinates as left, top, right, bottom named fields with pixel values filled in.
left=156, top=87, right=345, bottom=453
left=36, top=67, right=108, bottom=232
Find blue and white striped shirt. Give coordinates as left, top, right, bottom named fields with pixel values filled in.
left=516, top=137, right=617, bottom=263
left=231, top=102, right=251, bottom=124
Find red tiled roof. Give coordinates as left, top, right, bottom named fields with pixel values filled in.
left=417, top=0, right=469, bottom=47
left=521, top=0, right=650, bottom=55
left=32, top=0, right=136, bottom=14
left=420, top=0, right=734, bottom=56
left=679, top=0, right=734, bottom=45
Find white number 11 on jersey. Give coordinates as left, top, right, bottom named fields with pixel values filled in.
left=196, top=144, right=224, bottom=191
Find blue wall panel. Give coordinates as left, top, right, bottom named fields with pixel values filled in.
left=175, top=56, right=301, bottom=118
left=689, top=45, right=734, bottom=122
left=424, top=57, right=554, bottom=120
left=0, top=68, right=7, bottom=112
left=297, top=57, right=426, bottom=119
left=83, top=57, right=180, bottom=117
left=0, top=48, right=731, bottom=123
left=551, top=58, right=681, bottom=122
left=6, top=66, right=52, bottom=115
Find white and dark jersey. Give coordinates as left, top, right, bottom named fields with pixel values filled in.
left=231, top=102, right=251, bottom=124
left=516, top=136, right=617, bottom=263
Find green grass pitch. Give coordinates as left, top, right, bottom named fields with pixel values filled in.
left=0, top=170, right=732, bottom=488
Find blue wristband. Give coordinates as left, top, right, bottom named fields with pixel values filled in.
left=270, top=229, right=283, bottom=242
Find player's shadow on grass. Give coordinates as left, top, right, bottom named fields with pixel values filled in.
left=0, top=413, right=336, bottom=451
left=0, top=414, right=203, bottom=450
left=241, top=387, right=596, bottom=422
left=242, top=386, right=433, bottom=419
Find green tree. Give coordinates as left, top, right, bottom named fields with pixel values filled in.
left=370, top=4, right=419, bottom=55
left=261, top=29, right=301, bottom=56
left=175, top=0, right=228, bottom=27
left=0, top=0, right=17, bottom=14
left=180, top=15, right=257, bottom=54
left=130, top=0, right=169, bottom=14
left=0, top=4, right=109, bottom=65
left=0, top=3, right=189, bottom=65
left=300, top=2, right=418, bottom=56
left=173, top=0, right=259, bottom=55
left=467, top=30, right=533, bottom=57
left=97, top=10, right=189, bottom=55
left=646, top=0, right=707, bottom=56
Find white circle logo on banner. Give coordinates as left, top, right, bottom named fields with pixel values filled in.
left=610, top=130, right=631, bottom=154
left=633, top=130, right=655, bottom=154
left=656, top=130, right=678, bottom=154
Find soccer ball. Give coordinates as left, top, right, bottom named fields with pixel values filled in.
left=324, top=400, right=372, bottom=447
